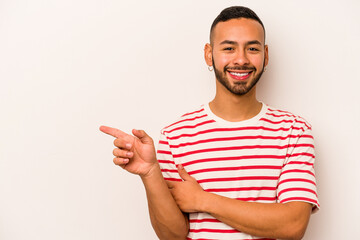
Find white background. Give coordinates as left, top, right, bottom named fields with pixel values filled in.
left=1, top=0, right=359, bottom=239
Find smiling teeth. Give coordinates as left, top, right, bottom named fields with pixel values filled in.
left=230, top=72, right=249, bottom=77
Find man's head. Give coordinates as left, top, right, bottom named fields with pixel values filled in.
left=210, top=6, right=266, bottom=45
left=205, top=6, right=268, bottom=96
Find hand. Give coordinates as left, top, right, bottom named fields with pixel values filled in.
left=166, top=165, right=206, bottom=213
left=99, top=125, right=158, bottom=177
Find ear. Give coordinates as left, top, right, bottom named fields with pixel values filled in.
left=264, top=44, right=269, bottom=67
left=204, top=43, right=213, bottom=67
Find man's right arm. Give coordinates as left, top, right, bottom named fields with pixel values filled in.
left=141, top=164, right=189, bottom=240
left=99, top=126, right=188, bottom=240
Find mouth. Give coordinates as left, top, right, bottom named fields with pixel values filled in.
left=227, top=70, right=253, bottom=81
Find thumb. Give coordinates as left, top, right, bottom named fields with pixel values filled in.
left=177, top=164, right=193, bottom=181
left=132, top=129, right=153, bottom=144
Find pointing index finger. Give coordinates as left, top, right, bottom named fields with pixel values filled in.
left=99, top=125, right=126, bottom=138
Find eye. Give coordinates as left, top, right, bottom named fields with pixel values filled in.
left=223, top=47, right=234, bottom=51
left=249, top=47, right=259, bottom=52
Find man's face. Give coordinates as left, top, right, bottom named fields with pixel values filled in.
left=206, top=18, right=268, bottom=96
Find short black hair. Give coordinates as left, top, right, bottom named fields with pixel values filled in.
left=210, top=6, right=265, bottom=43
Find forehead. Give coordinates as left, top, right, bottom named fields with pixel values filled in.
left=212, top=18, right=265, bottom=45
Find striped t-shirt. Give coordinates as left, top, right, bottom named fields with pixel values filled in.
left=157, top=103, right=319, bottom=240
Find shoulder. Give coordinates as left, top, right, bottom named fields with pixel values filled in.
left=160, top=104, right=209, bottom=135
left=264, top=105, right=312, bottom=131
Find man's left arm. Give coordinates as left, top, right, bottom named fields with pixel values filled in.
left=167, top=165, right=312, bottom=240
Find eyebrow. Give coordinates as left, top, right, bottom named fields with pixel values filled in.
left=246, top=40, right=262, bottom=45
left=220, top=40, right=238, bottom=45
left=219, top=40, right=262, bottom=46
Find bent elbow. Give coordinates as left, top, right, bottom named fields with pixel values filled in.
left=282, top=202, right=311, bottom=240
left=158, top=230, right=188, bottom=240
left=155, top=220, right=189, bottom=240
left=289, top=232, right=305, bottom=240
left=285, top=222, right=308, bottom=240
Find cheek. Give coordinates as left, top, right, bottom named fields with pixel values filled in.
left=213, top=53, right=232, bottom=68
left=250, top=55, right=265, bottom=68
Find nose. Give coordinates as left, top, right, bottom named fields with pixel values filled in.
left=233, top=49, right=250, bottom=65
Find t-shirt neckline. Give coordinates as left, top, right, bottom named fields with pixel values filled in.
left=203, top=102, right=268, bottom=127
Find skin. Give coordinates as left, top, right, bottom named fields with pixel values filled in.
left=168, top=165, right=311, bottom=240
left=99, top=126, right=188, bottom=240
left=205, top=18, right=269, bottom=122
left=100, top=18, right=312, bottom=240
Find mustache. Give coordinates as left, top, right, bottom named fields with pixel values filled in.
left=225, top=66, right=256, bottom=71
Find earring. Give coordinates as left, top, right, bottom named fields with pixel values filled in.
left=208, top=65, right=213, bottom=71
left=264, top=67, right=267, bottom=72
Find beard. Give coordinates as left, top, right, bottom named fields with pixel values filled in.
left=213, top=59, right=265, bottom=96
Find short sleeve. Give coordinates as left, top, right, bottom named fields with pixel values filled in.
left=277, top=128, right=320, bottom=212
left=157, top=132, right=182, bottom=182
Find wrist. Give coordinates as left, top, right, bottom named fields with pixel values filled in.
left=197, top=191, right=214, bottom=213
left=140, top=161, right=162, bottom=180
left=196, top=191, right=211, bottom=212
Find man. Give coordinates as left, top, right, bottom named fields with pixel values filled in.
left=100, top=6, right=319, bottom=240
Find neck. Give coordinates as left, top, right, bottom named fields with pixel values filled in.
left=209, top=83, right=262, bottom=122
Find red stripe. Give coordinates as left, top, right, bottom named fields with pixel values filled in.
left=161, top=169, right=178, bottom=173
left=205, top=186, right=276, bottom=192
left=198, top=176, right=278, bottom=184
left=187, top=238, right=217, bottom=240
left=268, top=108, right=293, bottom=114
left=173, top=144, right=314, bottom=158
left=278, top=178, right=316, bottom=186
left=187, top=238, right=214, bottom=240
left=158, top=140, right=168, bottom=145
left=260, top=118, right=295, bottom=124
left=261, top=117, right=311, bottom=130
left=165, top=114, right=207, bottom=129
left=187, top=238, right=216, bottom=240
left=297, top=134, right=313, bottom=139
left=157, top=160, right=175, bottom=164
left=294, top=118, right=311, bottom=129
left=157, top=150, right=172, bottom=155
left=277, top=187, right=317, bottom=197
left=183, top=155, right=285, bottom=167
left=163, top=177, right=182, bottom=182
left=266, top=112, right=295, bottom=118
left=189, top=218, right=220, bottom=223
left=168, top=134, right=314, bottom=149
left=163, top=120, right=215, bottom=134
left=286, top=152, right=315, bottom=159
left=280, top=197, right=318, bottom=205
left=167, top=126, right=306, bottom=140
left=280, top=169, right=315, bottom=177
left=187, top=238, right=274, bottom=240
left=263, top=113, right=311, bottom=128
left=290, top=144, right=314, bottom=149
left=189, top=165, right=281, bottom=175
left=235, top=197, right=276, bottom=201
left=181, top=108, right=204, bottom=117
left=286, top=160, right=314, bottom=166
left=189, top=228, right=240, bottom=233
